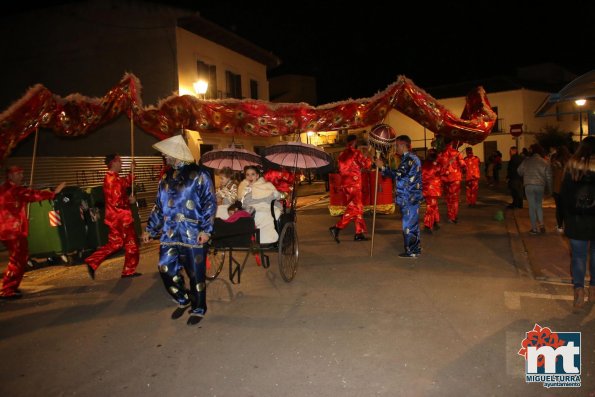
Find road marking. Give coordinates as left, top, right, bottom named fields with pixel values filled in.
left=504, top=291, right=573, bottom=310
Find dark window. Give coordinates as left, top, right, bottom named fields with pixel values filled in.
left=226, top=71, right=242, bottom=99
left=196, top=60, right=217, bottom=99
left=250, top=79, right=258, bottom=100
left=491, top=106, right=502, bottom=132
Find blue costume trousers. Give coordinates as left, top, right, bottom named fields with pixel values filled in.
left=400, top=203, right=421, bottom=255
left=158, top=245, right=207, bottom=315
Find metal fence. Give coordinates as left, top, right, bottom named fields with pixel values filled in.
left=3, top=156, right=164, bottom=221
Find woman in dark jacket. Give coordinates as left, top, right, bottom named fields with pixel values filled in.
left=560, top=136, right=595, bottom=310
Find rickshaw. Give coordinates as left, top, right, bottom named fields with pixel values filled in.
left=206, top=195, right=298, bottom=284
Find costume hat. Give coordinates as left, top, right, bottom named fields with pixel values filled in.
left=152, top=135, right=194, bottom=163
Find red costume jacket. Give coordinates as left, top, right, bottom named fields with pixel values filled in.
left=338, top=144, right=372, bottom=187
left=264, top=169, right=295, bottom=194
left=464, top=155, right=481, bottom=180
left=0, top=181, right=55, bottom=240
left=438, top=145, right=466, bottom=183
left=422, top=160, right=442, bottom=197
left=103, top=171, right=133, bottom=228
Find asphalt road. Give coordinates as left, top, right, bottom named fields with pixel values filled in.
left=0, top=189, right=593, bottom=396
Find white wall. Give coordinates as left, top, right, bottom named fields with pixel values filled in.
left=176, top=27, right=269, bottom=100
left=382, top=88, right=583, bottom=162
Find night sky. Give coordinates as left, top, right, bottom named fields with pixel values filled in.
left=196, top=1, right=595, bottom=104
left=6, top=1, right=595, bottom=104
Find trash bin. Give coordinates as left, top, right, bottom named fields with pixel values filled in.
left=26, top=187, right=89, bottom=264
left=85, top=185, right=109, bottom=249
left=85, top=186, right=143, bottom=248
left=52, top=186, right=89, bottom=261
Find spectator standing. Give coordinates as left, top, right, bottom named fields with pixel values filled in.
left=550, top=146, right=571, bottom=232
left=517, top=144, right=552, bottom=234
left=559, top=136, right=595, bottom=311
left=506, top=146, right=524, bottom=209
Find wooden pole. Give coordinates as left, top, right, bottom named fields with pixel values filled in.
left=27, top=127, right=40, bottom=218
left=130, top=111, right=135, bottom=195
left=369, top=161, right=380, bottom=257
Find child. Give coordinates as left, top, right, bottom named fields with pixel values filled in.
left=224, top=201, right=252, bottom=223
left=215, top=167, right=238, bottom=220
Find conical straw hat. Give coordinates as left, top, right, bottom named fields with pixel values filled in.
left=152, top=135, right=194, bottom=162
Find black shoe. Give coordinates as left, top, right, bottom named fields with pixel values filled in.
left=187, top=315, right=203, bottom=326
left=329, top=226, right=340, bottom=243
left=354, top=233, right=367, bottom=241
left=86, top=264, right=95, bottom=280
left=0, top=292, right=22, bottom=300
left=423, top=227, right=433, bottom=234
left=171, top=305, right=190, bottom=320
left=121, top=272, right=142, bottom=278
left=398, top=252, right=419, bottom=259
left=433, top=223, right=440, bottom=231
left=448, top=219, right=458, bottom=224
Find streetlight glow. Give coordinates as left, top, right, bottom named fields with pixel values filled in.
left=193, top=80, right=208, bottom=96
left=575, top=99, right=586, bottom=106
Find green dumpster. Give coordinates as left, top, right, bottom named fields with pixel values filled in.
left=53, top=186, right=89, bottom=258
left=85, top=185, right=109, bottom=249
left=27, top=195, right=63, bottom=259
left=85, top=185, right=142, bottom=248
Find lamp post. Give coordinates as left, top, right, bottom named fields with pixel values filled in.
left=193, top=80, right=208, bottom=99
left=576, top=98, right=586, bottom=141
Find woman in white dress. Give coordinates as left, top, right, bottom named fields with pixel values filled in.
left=215, top=167, right=238, bottom=220
left=237, top=165, right=281, bottom=244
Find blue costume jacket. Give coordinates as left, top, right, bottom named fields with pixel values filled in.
left=146, top=163, right=217, bottom=248
left=382, top=152, right=423, bottom=207
left=381, top=152, right=423, bottom=255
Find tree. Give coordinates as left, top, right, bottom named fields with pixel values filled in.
left=534, top=125, right=574, bottom=152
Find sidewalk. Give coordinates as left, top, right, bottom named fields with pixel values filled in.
left=508, top=200, right=573, bottom=283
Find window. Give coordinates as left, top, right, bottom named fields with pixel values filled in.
left=196, top=60, right=217, bottom=99
left=226, top=71, right=242, bottom=99
left=491, top=107, right=502, bottom=132
left=250, top=79, right=259, bottom=100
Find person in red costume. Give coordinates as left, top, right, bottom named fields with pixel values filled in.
left=84, top=154, right=140, bottom=280
left=264, top=167, right=296, bottom=206
left=421, top=149, right=442, bottom=233
left=264, top=168, right=295, bottom=195
left=0, top=166, right=65, bottom=299
left=463, top=147, right=481, bottom=207
left=437, top=140, right=467, bottom=223
left=329, top=134, right=372, bottom=242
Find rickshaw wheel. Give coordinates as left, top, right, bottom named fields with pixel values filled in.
left=206, top=247, right=225, bottom=280
left=278, top=222, right=298, bottom=282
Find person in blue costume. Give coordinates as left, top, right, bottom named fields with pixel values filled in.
left=375, top=135, right=423, bottom=258
left=143, top=135, right=217, bottom=326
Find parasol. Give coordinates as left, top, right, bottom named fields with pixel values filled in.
left=201, top=143, right=262, bottom=171
left=262, top=141, right=332, bottom=170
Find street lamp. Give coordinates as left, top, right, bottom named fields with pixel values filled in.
left=193, top=80, right=208, bottom=99
left=576, top=98, right=586, bottom=141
